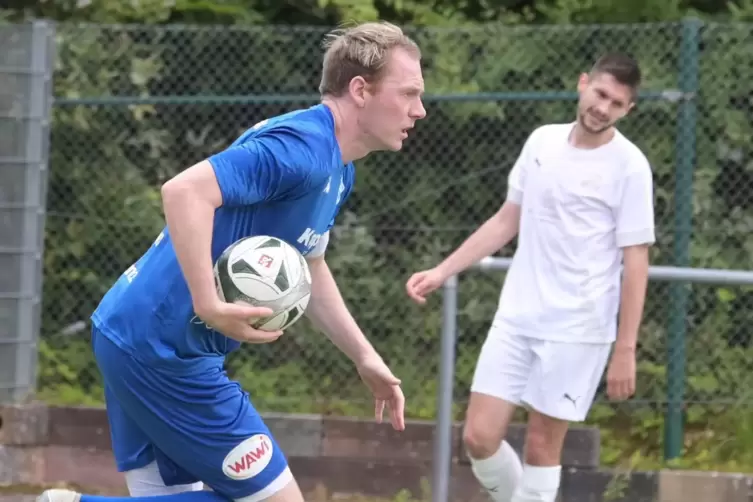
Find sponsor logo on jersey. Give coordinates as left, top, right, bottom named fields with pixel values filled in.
left=297, top=227, right=321, bottom=250
left=222, top=434, right=274, bottom=480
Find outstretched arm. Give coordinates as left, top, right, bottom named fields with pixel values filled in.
left=435, top=201, right=521, bottom=279
left=304, top=247, right=405, bottom=430
left=304, top=254, right=377, bottom=365
left=406, top=130, right=536, bottom=304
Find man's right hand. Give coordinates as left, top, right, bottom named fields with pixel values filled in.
left=196, top=300, right=283, bottom=344
left=405, top=267, right=447, bottom=305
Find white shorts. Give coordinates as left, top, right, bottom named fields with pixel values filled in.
left=470, top=325, right=612, bottom=422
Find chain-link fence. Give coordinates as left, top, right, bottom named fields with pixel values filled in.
left=29, top=20, right=753, bottom=465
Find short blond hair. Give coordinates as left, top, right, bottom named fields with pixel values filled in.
left=318, top=21, right=421, bottom=97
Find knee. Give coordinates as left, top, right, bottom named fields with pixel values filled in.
left=462, top=421, right=505, bottom=459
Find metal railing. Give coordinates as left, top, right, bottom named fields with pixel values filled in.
left=431, top=258, right=753, bottom=502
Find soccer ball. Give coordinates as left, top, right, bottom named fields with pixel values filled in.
left=214, top=235, right=312, bottom=332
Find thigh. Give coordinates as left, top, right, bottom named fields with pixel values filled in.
left=470, top=325, right=535, bottom=405
left=103, top=383, right=155, bottom=473
left=522, top=340, right=612, bottom=422
left=94, top=332, right=292, bottom=501
left=94, top=330, right=155, bottom=473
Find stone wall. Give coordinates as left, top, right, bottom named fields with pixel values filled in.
left=0, top=403, right=751, bottom=502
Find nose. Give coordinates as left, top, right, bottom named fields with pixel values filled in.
left=594, top=100, right=610, bottom=117
left=411, top=98, right=427, bottom=120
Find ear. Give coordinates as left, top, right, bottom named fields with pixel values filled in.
left=577, top=72, right=589, bottom=93
left=349, top=76, right=368, bottom=108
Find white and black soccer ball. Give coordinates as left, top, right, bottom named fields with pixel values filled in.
left=214, top=235, right=312, bottom=332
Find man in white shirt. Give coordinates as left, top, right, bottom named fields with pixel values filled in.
left=405, top=53, right=654, bottom=502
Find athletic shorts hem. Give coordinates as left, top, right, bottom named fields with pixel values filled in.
left=116, top=453, right=155, bottom=474
left=468, top=385, right=521, bottom=406
left=520, top=397, right=589, bottom=423
left=470, top=329, right=610, bottom=424
left=234, top=466, right=294, bottom=502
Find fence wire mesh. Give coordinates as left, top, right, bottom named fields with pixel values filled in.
left=34, top=21, right=753, bottom=445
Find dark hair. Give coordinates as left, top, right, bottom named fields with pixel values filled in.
left=590, top=52, right=642, bottom=92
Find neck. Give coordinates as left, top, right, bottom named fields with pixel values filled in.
left=569, top=121, right=615, bottom=149
left=322, top=98, right=370, bottom=164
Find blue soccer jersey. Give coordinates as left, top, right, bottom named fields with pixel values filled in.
left=91, top=103, right=355, bottom=375
left=90, top=104, right=355, bottom=499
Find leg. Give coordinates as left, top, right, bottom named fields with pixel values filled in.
left=95, top=331, right=204, bottom=496
left=93, top=333, right=302, bottom=502
left=40, top=329, right=304, bottom=502
left=103, top=383, right=203, bottom=496
left=464, top=329, right=534, bottom=502
left=511, top=340, right=612, bottom=502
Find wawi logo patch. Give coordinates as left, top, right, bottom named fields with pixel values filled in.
left=222, top=434, right=274, bottom=480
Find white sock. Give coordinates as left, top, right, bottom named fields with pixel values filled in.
left=510, top=464, right=561, bottom=502
left=469, top=441, right=523, bottom=502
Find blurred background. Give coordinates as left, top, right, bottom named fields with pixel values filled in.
left=4, top=0, right=753, bottom=496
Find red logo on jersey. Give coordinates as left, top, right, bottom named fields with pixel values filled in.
left=225, top=438, right=271, bottom=476
left=222, top=434, right=274, bottom=480
left=258, top=254, right=274, bottom=268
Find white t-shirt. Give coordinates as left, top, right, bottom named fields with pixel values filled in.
left=494, top=122, right=655, bottom=344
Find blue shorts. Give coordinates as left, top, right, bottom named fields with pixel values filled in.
left=91, top=327, right=291, bottom=500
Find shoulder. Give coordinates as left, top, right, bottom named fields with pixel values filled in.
left=236, top=105, right=338, bottom=183
left=524, top=122, right=572, bottom=149
left=611, top=130, right=653, bottom=179
left=534, top=122, right=573, bottom=138
left=236, top=104, right=335, bottom=155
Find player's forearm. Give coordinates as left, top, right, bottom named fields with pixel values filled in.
left=436, top=202, right=520, bottom=279
left=616, top=246, right=650, bottom=350
left=161, top=172, right=219, bottom=317
left=305, top=257, right=377, bottom=365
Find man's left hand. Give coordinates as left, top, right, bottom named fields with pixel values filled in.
left=606, top=346, right=636, bottom=401
left=356, top=355, right=405, bottom=431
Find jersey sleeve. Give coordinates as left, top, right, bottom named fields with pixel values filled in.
left=307, top=230, right=330, bottom=258
left=325, top=165, right=355, bottom=233
left=310, top=166, right=354, bottom=259
left=615, top=158, right=656, bottom=248
left=506, top=130, right=538, bottom=204
left=207, top=128, right=315, bottom=207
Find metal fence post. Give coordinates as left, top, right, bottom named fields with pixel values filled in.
left=432, top=274, right=459, bottom=502
left=0, top=20, right=55, bottom=403
left=665, top=17, right=701, bottom=462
